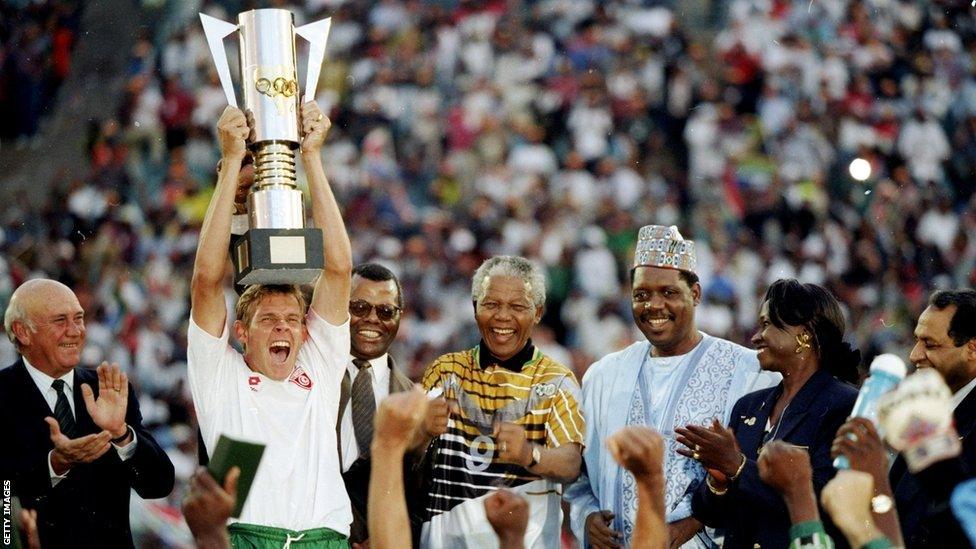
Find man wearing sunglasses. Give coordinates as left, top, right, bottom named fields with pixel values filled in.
left=336, top=262, right=415, bottom=547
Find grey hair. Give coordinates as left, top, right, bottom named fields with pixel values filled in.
left=4, top=291, right=35, bottom=347
left=471, top=256, right=547, bottom=310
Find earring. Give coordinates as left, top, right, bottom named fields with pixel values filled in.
left=794, top=333, right=811, bottom=354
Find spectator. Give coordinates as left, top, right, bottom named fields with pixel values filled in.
left=681, top=279, right=859, bottom=548
left=339, top=263, right=417, bottom=546
left=0, top=278, right=174, bottom=547
left=566, top=225, right=776, bottom=548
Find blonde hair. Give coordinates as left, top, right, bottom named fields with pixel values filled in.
left=235, top=284, right=307, bottom=326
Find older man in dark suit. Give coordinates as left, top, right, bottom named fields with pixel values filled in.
left=338, top=263, right=415, bottom=547
left=0, top=278, right=174, bottom=548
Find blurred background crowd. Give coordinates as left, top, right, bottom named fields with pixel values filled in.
left=1, top=0, right=975, bottom=545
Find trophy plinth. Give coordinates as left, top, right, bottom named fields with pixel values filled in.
left=232, top=229, right=325, bottom=287
left=201, top=8, right=332, bottom=287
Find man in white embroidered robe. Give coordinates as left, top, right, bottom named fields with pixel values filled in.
left=565, top=225, right=779, bottom=548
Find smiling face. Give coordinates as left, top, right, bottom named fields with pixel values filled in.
left=349, top=275, right=401, bottom=361
left=751, top=300, right=806, bottom=372
left=234, top=293, right=307, bottom=381
left=909, top=305, right=976, bottom=392
left=631, top=266, right=700, bottom=356
left=12, top=280, right=86, bottom=378
left=475, top=275, right=542, bottom=361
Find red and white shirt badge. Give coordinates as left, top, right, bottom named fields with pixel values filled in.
left=288, top=366, right=314, bottom=390
left=248, top=375, right=261, bottom=391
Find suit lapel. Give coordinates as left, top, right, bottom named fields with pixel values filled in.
left=736, top=389, right=778, bottom=459
left=770, top=369, right=834, bottom=442
left=387, top=355, right=413, bottom=394
left=953, top=388, right=976, bottom=441
left=12, top=359, right=57, bottom=425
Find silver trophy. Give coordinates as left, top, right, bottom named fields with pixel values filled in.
left=201, top=8, right=331, bottom=286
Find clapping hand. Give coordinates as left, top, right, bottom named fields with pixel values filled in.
left=676, top=418, right=743, bottom=481
left=45, top=419, right=111, bottom=474
left=82, top=362, right=129, bottom=440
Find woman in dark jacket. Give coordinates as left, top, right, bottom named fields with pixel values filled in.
left=676, top=279, right=860, bottom=548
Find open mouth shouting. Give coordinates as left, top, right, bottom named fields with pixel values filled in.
left=269, top=340, right=292, bottom=365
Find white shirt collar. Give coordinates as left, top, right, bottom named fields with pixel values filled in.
left=365, top=355, right=388, bottom=370
left=347, top=354, right=390, bottom=375
left=23, top=356, right=74, bottom=395
left=952, top=375, right=976, bottom=411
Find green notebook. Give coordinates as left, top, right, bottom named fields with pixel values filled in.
left=206, top=434, right=266, bottom=518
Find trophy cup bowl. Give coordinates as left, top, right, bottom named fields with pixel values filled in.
left=201, top=8, right=331, bottom=287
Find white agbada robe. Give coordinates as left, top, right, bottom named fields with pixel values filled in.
left=565, top=333, right=780, bottom=548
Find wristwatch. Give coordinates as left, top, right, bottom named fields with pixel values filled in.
left=871, top=494, right=893, bottom=514
left=527, top=444, right=542, bottom=468
left=111, top=425, right=131, bottom=445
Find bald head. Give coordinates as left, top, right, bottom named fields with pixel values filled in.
left=4, top=279, right=86, bottom=377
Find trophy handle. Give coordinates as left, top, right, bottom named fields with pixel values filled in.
left=200, top=13, right=240, bottom=107
left=295, top=18, right=331, bottom=103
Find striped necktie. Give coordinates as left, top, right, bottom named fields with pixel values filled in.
left=51, top=379, right=76, bottom=437
left=350, top=358, right=375, bottom=458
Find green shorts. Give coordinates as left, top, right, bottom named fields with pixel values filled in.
left=228, top=523, right=348, bottom=549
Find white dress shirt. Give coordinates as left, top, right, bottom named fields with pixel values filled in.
left=340, top=354, right=390, bottom=472
left=23, top=358, right=138, bottom=485
left=952, top=376, right=976, bottom=411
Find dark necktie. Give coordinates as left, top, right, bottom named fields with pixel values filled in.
left=51, top=379, right=76, bottom=437
left=350, top=359, right=376, bottom=458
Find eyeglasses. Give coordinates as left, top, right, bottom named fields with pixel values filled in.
left=349, top=300, right=401, bottom=321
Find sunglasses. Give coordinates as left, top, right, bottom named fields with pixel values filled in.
left=349, top=300, right=401, bottom=321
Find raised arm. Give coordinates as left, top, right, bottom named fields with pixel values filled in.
left=607, top=426, right=667, bottom=549
left=299, top=101, right=352, bottom=324
left=191, top=106, right=248, bottom=336
left=369, top=387, right=427, bottom=549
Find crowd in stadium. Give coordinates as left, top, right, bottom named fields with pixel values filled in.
left=2, top=0, right=976, bottom=547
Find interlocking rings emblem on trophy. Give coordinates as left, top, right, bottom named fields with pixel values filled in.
left=200, top=9, right=331, bottom=287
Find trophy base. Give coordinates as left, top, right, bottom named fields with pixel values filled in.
left=232, top=228, right=324, bottom=287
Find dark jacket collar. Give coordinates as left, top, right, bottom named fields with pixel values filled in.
left=477, top=340, right=536, bottom=372
left=764, top=368, right=838, bottom=441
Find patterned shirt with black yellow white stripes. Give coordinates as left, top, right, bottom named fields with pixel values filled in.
left=421, top=342, right=585, bottom=518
